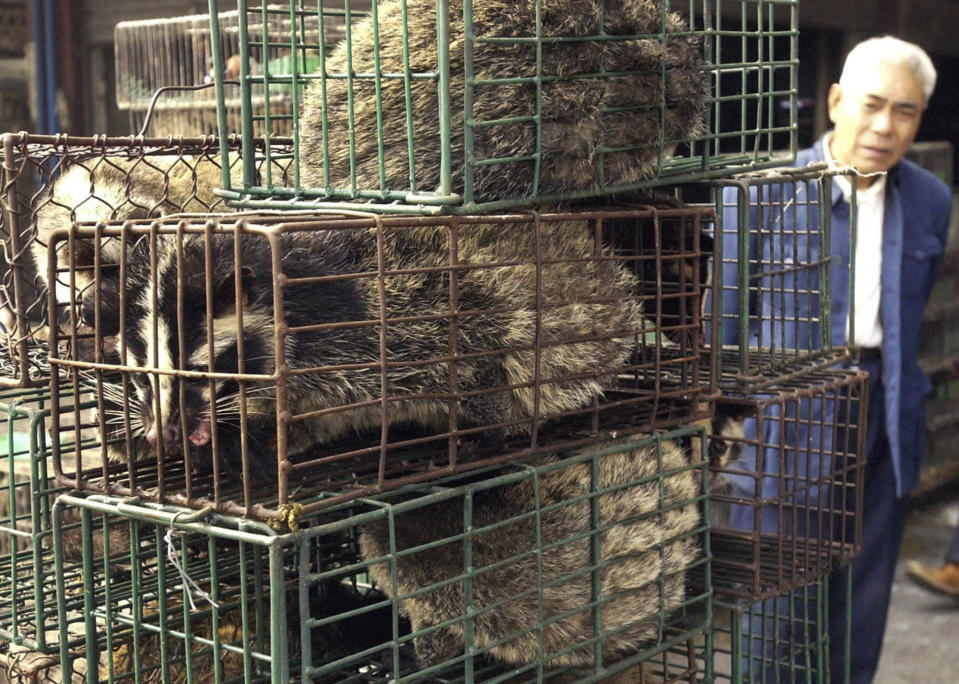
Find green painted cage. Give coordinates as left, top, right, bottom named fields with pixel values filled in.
left=207, top=0, right=799, bottom=214
left=53, top=428, right=712, bottom=682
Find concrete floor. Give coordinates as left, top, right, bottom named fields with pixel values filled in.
left=874, top=489, right=959, bottom=683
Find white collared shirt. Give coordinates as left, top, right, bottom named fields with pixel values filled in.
left=825, top=136, right=886, bottom=348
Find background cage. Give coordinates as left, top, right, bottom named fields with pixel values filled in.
left=711, top=165, right=860, bottom=390
left=115, top=8, right=353, bottom=137
left=54, top=429, right=711, bottom=683
left=47, top=205, right=717, bottom=522
left=0, top=132, right=295, bottom=388
left=706, top=366, right=868, bottom=601
left=209, top=0, right=799, bottom=214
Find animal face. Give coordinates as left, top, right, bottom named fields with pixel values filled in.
left=88, top=233, right=275, bottom=462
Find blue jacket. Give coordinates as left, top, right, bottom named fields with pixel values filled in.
left=721, top=134, right=951, bottom=501
left=804, top=135, right=950, bottom=496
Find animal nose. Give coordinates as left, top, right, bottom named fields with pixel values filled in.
left=146, top=422, right=182, bottom=448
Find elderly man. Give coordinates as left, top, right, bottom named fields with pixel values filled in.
left=814, top=36, right=950, bottom=683
left=722, top=36, right=951, bottom=683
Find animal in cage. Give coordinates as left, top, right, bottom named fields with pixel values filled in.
left=705, top=405, right=749, bottom=528
left=357, top=437, right=701, bottom=669
left=605, top=200, right=714, bottom=348
left=299, top=0, right=707, bottom=200
left=31, top=153, right=237, bottom=334
left=81, top=217, right=645, bottom=474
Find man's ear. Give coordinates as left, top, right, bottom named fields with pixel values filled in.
left=826, top=83, right=843, bottom=124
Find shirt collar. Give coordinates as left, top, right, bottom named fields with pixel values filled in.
left=820, top=132, right=892, bottom=206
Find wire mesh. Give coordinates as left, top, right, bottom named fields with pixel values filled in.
left=209, top=0, right=799, bottom=213
left=54, top=428, right=711, bottom=682
left=46, top=205, right=717, bottom=522
left=702, top=566, right=850, bottom=684
left=706, top=367, right=868, bottom=601
left=711, top=165, right=861, bottom=390
left=0, top=132, right=297, bottom=388
left=0, top=385, right=92, bottom=654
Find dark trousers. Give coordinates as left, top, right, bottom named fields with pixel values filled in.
left=827, top=354, right=910, bottom=684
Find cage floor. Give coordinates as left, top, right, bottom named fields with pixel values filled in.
left=59, top=384, right=709, bottom=521
left=708, top=530, right=850, bottom=601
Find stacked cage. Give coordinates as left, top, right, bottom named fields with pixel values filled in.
left=0, top=0, right=887, bottom=681
left=53, top=430, right=711, bottom=683
left=699, top=164, right=870, bottom=682
left=0, top=133, right=291, bottom=681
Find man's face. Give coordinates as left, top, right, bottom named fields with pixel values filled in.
left=827, top=61, right=926, bottom=186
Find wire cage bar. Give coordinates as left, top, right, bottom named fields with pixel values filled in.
left=208, top=0, right=799, bottom=214
left=115, top=8, right=352, bottom=137
left=706, top=366, right=868, bottom=601
left=54, top=428, right=711, bottom=682
left=0, top=385, right=94, bottom=654
left=701, top=565, right=850, bottom=684
left=46, top=205, right=717, bottom=522
left=711, top=165, right=861, bottom=390
left=0, top=132, right=296, bottom=388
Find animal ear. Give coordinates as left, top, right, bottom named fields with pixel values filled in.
left=213, top=265, right=256, bottom=317
left=80, top=269, right=121, bottom=336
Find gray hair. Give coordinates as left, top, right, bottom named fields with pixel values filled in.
left=839, top=36, right=937, bottom=102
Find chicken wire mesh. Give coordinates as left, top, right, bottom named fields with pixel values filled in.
left=711, top=165, right=861, bottom=390
left=0, top=132, right=295, bottom=388
left=46, top=205, right=717, bottom=522
left=705, top=367, right=868, bottom=601
left=115, top=8, right=353, bottom=137
left=208, top=0, right=798, bottom=213
left=53, top=428, right=711, bottom=683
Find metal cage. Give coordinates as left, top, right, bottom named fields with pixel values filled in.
left=711, top=165, right=861, bottom=390
left=0, top=132, right=294, bottom=388
left=0, top=385, right=95, bottom=654
left=208, top=0, right=799, bottom=214
left=704, top=566, right=850, bottom=684
left=46, top=205, right=717, bottom=522
left=54, top=429, right=711, bottom=682
left=706, top=367, right=868, bottom=601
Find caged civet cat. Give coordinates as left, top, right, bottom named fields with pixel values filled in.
left=358, top=436, right=703, bottom=669
left=299, top=0, right=707, bottom=201
left=69, top=217, right=648, bottom=474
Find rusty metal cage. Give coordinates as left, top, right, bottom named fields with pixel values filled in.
left=706, top=367, right=868, bottom=601
left=0, top=132, right=295, bottom=388
left=54, top=429, right=711, bottom=682
left=711, top=165, right=861, bottom=390
left=46, top=205, right=717, bottom=522
left=208, top=0, right=799, bottom=214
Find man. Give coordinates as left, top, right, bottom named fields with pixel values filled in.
left=814, top=36, right=950, bottom=683
left=721, top=36, right=951, bottom=683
